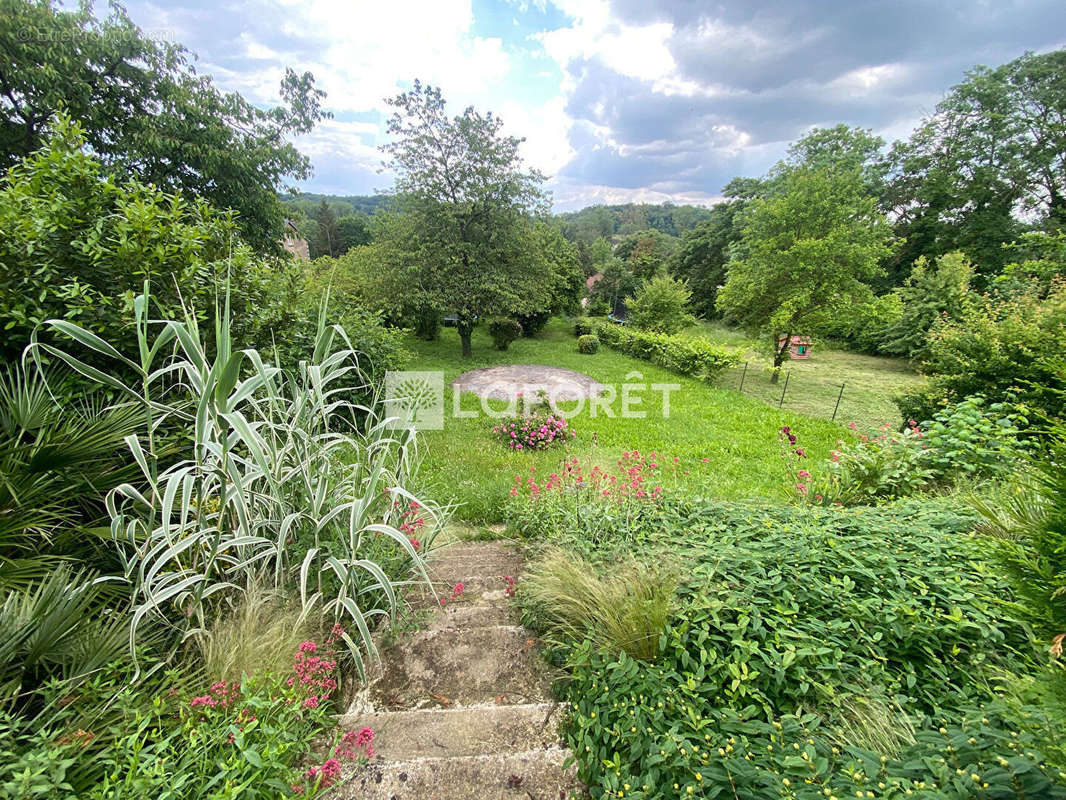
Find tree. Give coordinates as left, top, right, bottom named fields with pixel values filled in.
left=670, top=200, right=746, bottom=317
left=627, top=273, right=696, bottom=334
left=379, top=81, right=549, bottom=357
left=311, top=200, right=340, bottom=258
left=0, top=117, right=300, bottom=365
left=615, top=229, right=678, bottom=284
left=880, top=252, right=975, bottom=359
left=884, top=50, right=1066, bottom=283
left=336, top=214, right=371, bottom=253
left=0, top=0, right=327, bottom=252
left=717, top=165, right=894, bottom=379
left=897, top=280, right=1066, bottom=428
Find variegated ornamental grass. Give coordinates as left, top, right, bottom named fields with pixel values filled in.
left=30, top=284, right=444, bottom=677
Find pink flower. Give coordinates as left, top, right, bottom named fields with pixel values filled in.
left=298, top=641, right=317, bottom=654
left=304, top=695, right=320, bottom=709
left=797, top=469, right=810, bottom=478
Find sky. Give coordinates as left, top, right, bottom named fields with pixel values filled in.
left=118, top=0, right=1066, bottom=211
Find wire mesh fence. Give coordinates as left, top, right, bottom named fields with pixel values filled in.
left=714, top=361, right=891, bottom=429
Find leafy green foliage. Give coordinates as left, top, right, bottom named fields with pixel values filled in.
left=379, top=81, right=552, bottom=356
left=718, top=164, right=894, bottom=372
left=897, top=279, right=1066, bottom=427
left=884, top=50, right=1066, bottom=282
left=514, top=496, right=1062, bottom=799
left=880, top=252, right=974, bottom=359
left=577, top=334, right=600, bottom=354
left=0, top=0, right=327, bottom=251
left=488, top=318, right=523, bottom=351
left=627, top=273, right=697, bottom=335
left=794, top=397, right=1026, bottom=505
left=574, top=318, right=597, bottom=337
left=597, top=324, right=741, bottom=379
left=669, top=200, right=746, bottom=317
left=976, top=427, right=1066, bottom=640
left=32, top=286, right=441, bottom=677
left=0, top=118, right=301, bottom=368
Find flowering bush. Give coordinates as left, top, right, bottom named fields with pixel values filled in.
left=493, top=410, right=575, bottom=451
left=84, top=636, right=373, bottom=798
left=783, top=397, right=1028, bottom=505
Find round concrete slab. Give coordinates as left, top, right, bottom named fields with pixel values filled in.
left=451, top=365, right=604, bottom=402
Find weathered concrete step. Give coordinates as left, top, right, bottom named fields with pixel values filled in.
left=369, top=625, right=552, bottom=710
left=421, top=602, right=514, bottom=633
left=337, top=702, right=566, bottom=761
left=406, top=576, right=515, bottom=611
left=424, top=542, right=524, bottom=584
left=335, top=747, right=582, bottom=800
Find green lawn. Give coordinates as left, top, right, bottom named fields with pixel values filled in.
left=407, top=318, right=849, bottom=523
left=689, top=321, right=926, bottom=429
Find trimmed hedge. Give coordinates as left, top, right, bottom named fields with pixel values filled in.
left=576, top=334, right=599, bottom=354
left=595, top=322, right=740, bottom=379
left=488, top=318, right=523, bottom=350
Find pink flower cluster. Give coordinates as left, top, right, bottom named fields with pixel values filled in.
left=189, top=679, right=241, bottom=711
left=504, top=575, right=516, bottom=598
left=509, top=453, right=667, bottom=504
left=300, top=728, right=375, bottom=793
left=286, top=639, right=339, bottom=708
left=398, top=500, right=425, bottom=549
left=439, top=582, right=465, bottom=607
left=492, top=411, right=575, bottom=451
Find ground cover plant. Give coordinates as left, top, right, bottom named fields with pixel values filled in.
left=405, top=318, right=846, bottom=522
left=513, top=493, right=1066, bottom=800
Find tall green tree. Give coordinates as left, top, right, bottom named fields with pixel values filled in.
left=670, top=199, right=746, bottom=317
left=311, top=199, right=340, bottom=258
left=379, top=80, right=548, bottom=356
left=717, top=165, right=894, bottom=379
left=336, top=213, right=371, bottom=253
left=884, top=49, right=1066, bottom=282
left=0, top=0, right=327, bottom=252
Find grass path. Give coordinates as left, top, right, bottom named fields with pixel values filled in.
left=406, top=319, right=849, bottom=523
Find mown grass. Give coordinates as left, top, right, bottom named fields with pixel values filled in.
left=687, top=321, right=926, bottom=429
left=407, top=318, right=848, bottom=522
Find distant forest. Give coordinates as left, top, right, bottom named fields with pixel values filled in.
left=281, top=192, right=714, bottom=249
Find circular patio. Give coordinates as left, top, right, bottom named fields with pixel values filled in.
left=451, top=364, right=604, bottom=402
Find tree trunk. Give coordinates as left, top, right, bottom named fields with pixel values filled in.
left=770, top=332, right=791, bottom=384
left=457, top=319, right=475, bottom=357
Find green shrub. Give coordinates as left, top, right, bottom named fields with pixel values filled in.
left=515, top=310, right=551, bottom=337
left=626, top=273, right=696, bottom=334
left=782, top=398, right=1027, bottom=506
left=514, top=496, right=1058, bottom=799
left=897, top=279, right=1066, bottom=428
left=577, top=334, right=600, bottom=354
left=488, top=318, right=523, bottom=351
left=597, top=323, right=740, bottom=380
left=0, top=117, right=297, bottom=369
left=574, top=317, right=596, bottom=337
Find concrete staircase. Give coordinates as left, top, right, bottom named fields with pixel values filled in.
left=333, top=541, right=582, bottom=800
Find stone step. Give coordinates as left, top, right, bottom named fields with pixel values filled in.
left=369, top=625, right=553, bottom=710
left=424, top=541, right=524, bottom=584
left=336, top=702, right=566, bottom=761
left=406, top=576, right=515, bottom=610
left=420, top=602, right=515, bottom=633
left=334, top=747, right=582, bottom=800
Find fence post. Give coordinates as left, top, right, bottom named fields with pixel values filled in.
left=778, top=370, right=791, bottom=408
left=738, top=361, right=749, bottom=392
left=831, top=383, right=845, bottom=421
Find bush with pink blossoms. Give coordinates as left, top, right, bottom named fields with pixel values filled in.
left=492, top=410, right=575, bottom=451
left=86, top=636, right=373, bottom=799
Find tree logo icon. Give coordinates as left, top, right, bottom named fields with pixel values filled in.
left=384, top=371, right=444, bottom=429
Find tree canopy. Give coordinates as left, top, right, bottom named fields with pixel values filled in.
left=377, top=80, right=559, bottom=356
left=717, top=164, right=894, bottom=375
left=0, top=0, right=327, bottom=251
